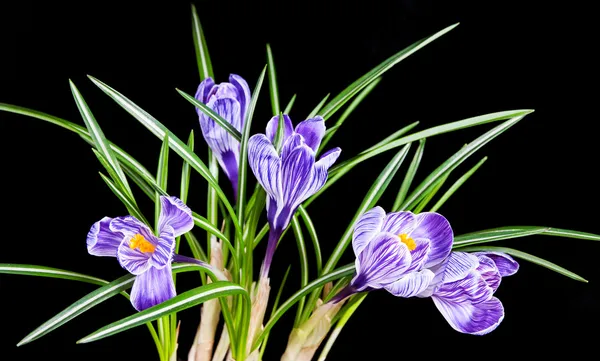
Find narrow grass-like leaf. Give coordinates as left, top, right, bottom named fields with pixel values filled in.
left=399, top=115, right=527, bottom=211
left=176, top=131, right=194, bottom=256
left=266, top=44, right=280, bottom=115
left=0, top=264, right=107, bottom=286
left=259, top=265, right=292, bottom=359
left=393, top=139, right=425, bottom=210
left=123, top=164, right=155, bottom=199
left=98, top=172, right=150, bottom=226
left=330, top=110, right=533, bottom=176
left=207, top=150, right=219, bottom=262
left=317, top=293, right=368, bottom=361
left=78, top=281, right=247, bottom=344
left=87, top=76, right=241, bottom=238
left=412, top=174, right=449, bottom=213
left=69, top=80, right=132, bottom=197
left=155, top=135, right=170, bottom=232
left=319, top=23, right=459, bottom=120
left=453, top=226, right=600, bottom=248
left=319, top=78, right=381, bottom=153
left=177, top=89, right=242, bottom=141
left=430, top=156, right=487, bottom=212
left=298, top=206, right=322, bottom=274
left=307, top=93, right=330, bottom=118
left=253, top=263, right=355, bottom=350
left=183, top=232, right=208, bottom=263
left=191, top=3, right=214, bottom=80
left=192, top=213, right=236, bottom=265
left=291, top=217, right=309, bottom=327
left=284, top=94, right=297, bottom=114
left=458, top=246, right=587, bottom=282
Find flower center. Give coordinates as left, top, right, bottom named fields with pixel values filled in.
left=129, top=234, right=156, bottom=253
left=398, top=233, right=416, bottom=251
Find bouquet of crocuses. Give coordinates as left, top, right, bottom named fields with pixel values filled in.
left=1, top=5, right=598, bottom=361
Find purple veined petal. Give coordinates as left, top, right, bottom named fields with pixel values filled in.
left=229, top=74, right=251, bottom=120
left=281, top=144, right=328, bottom=212
left=87, top=217, right=123, bottom=257
left=352, top=206, right=386, bottom=257
left=265, top=114, right=294, bottom=144
left=280, top=133, right=305, bottom=161
left=194, top=77, right=215, bottom=105
left=352, top=232, right=412, bottom=291
left=435, top=270, right=493, bottom=305
left=117, top=229, right=154, bottom=275
left=475, top=251, right=519, bottom=277
left=149, top=225, right=176, bottom=270
left=110, top=216, right=149, bottom=239
left=248, top=134, right=282, bottom=200
left=404, top=238, right=430, bottom=272
left=130, top=264, right=177, bottom=311
left=476, top=255, right=502, bottom=292
left=410, top=212, right=453, bottom=269
left=294, top=116, right=326, bottom=152
left=432, top=295, right=505, bottom=335
left=315, top=147, right=341, bottom=170
left=435, top=252, right=480, bottom=286
left=384, top=269, right=435, bottom=298
left=210, top=83, right=239, bottom=101
left=381, top=211, right=415, bottom=235
left=157, top=196, right=194, bottom=237
left=199, top=98, right=242, bottom=154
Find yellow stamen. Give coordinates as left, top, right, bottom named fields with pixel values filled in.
left=129, top=234, right=156, bottom=253
left=399, top=233, right=416, bottom=251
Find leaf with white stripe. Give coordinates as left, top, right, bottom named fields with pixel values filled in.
left=0, top=264, right=107, bottom=286
left=453, top=226, right=600, bottom=248
left=78, top=281, right=246, bottom=343
left=191, top=3, right=214, bottom=80
left=266, top=44, right=280, bottom=115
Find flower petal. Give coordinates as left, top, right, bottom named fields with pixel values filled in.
left=476, top=251, right=519, bottom=277
left=315, top=147, right=341, bottom=170
left=281, top=144, right=327, bottom=211
left=410, top=212, right=453, bottom=268
left=475, top=255, right=502, bottom=292
left=435, top=270, right=493, bottom=305
left=352, top=232, right=412, bottom=290
left=384, top=269, right=435, bottom=298
left=381, top=211, right=415, bottom=235
left=87, top=217, right=123, bottom=257
left=194, top=77, right=215, bottom=104
left=199, top=98, right=241, bottom=156
left=248, top=134, right=281, bottom=200
left=110, top=216, right=149, bottom=238
left=294, top=116, right=325, bottom=152
left=229, top=74, right=251, bottom=120
left=158, top=196, right=194, bottom=237
left=352, top=206, right=386, bottom=257
left=405, top=238, right=430, bottom=272
left=130, top=264, right=176, bottom=311
left=280, top=133, right=304, bottom=160
left=117, top=229, right=154, bottom=275
left=266, top=114, right=294, bottom=144
left=432, top=295, right=505, bottom=335
left=150, top=225, right=176, bottom=270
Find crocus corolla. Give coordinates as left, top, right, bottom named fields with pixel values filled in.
left=248, top=115, right=341, bottom=278
left=86, top=196, right=194, bottom=311
left=195, top=74, right=251, bottom=197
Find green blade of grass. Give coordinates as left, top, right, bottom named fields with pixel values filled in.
left=98, top=172, right=149, bottom=226
left=259, top=265, right=292, bottom=359
left=297, top=206, right=322, bottom=274
left=453, top=226, right=600, bottom=248
left=266, top=44, right=280, bottom=115
left=191, top=3, right=214, bottom=80
left=392, top=139, right=425, bottom=210
left=307, top=93, right=330, bottom=118
left=291, top=217, right=309, bottom=327
left=430, top=156, right=487, bottom=212
left=284, top=94, right=297, bottom=114
left=155, top=135, right=170, bottom=231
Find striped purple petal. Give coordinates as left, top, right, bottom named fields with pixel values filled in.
left=266, top=114, right=294, bottom=144
left=87, top=217, right=123, bottom=257
left=475, top=255, right=502, bottom=292
left=130, top=264, right=176, bottom=311
left=352, top=206, right=386, bottom=257
left=109, top=215, right=149, bottom=239
left=149, top=225, right=176, bottom=269
left=381, top=211, right=415, bottom=235
left=229, top=74, right=251, bottom=118
left=476, top=251, right=519, bottom=277
left=280, top=144, right=317, bottom=209
left=404, top=238, right=430, bottom=272
left=248, top=134, right=281, bottom=200
left=117, top=229, right=154, bottom=276
left=432, top=295, right=504, bottom=335
left=157, top=196, right=194, bottom=237
left=410, top=212, right=453, bottom=268
left=316, top=147, right=342, bottom=169
left=385, top=269, right=435, bottom=298
left=194, top=77, right=216, bottom=104
left=435, top=270, right=494, bottom=305
left=294, top=116, right=326, bottom=152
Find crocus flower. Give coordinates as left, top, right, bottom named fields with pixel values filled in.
left=330, top=206, right=453, bottom=302
left=248, top=115, right=341, bottom=278
left=417, top=251, right=519, bottom=335
left=86, top=196, right=194, bottom=311
left=195, top=74, right=251, bottom=197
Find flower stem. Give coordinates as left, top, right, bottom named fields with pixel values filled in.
left=260, top=228, right=282, bottom=279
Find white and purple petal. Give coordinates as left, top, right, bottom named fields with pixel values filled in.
left=248, top=134, right=282, bottom=200
left=381, top=211, right=415, bottom=235
left=475, top=251, right=519, bottom=277
left=404, top=238, right=430, bottom=272
left=476, top=255, right=502, bottom=292
left=194, top=77, right=216, bottom=105
left=150, top=225, right=176, bottom=269
left=294, top=116, right=326, bottom=152
left=435, top=270, right=493, bottom=305
left=352, top=206, right=386, bottom=257
left=384, top=269, right=435, bottom=298
left=157, top=196, right=194, bottom=237
left=130, top=264, right=177, bottom=311
left=266, top=114, right=294, bottom=144
left=280, top=144, right=317, bottom=209
left=410, top=212, right=453, bottom=268
left=315, top=147, right=341, bottom=169
left=87, top=217, right=123, bottom=257
left=110, top=216, right=149, bottom=238
left=117, top=233, right=153, bottom=276
left=229, top=74, right=251, bottom=119
left=432, top=295, right=505, bottom=335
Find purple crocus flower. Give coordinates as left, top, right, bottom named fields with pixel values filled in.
left=248, top=115, right=341, bottom=278
left=417, top=251, right=519, bottom=335
left=195, top=74, right=251, bottom=197
left=330, top=206, right=453, bottom=302
left=86, top=196, right=194, bottom=311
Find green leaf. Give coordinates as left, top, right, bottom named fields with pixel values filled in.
left=457, top=246, right=587, bottom=282
left=266, top=44, right=280, bottom=116
left=319, top=23, right=459, bottom=120
left=297, top=206, right=322, bottom=274
left=155, top=135, right=170, bottom=232
left=259, top=265, right=292, bottom=359
left=183, top=231, right=208, bottom=263
left=192, top=213, right=236, bottom=266
left=180, top=131, right=194, bottom=204
left=398, top=114, right=527, bottom=211
left=307, top=93, right=330, bottom=119
left=430, top=156, right=487, bottom=212
left=177, top=89, right=242, bottom=141
left=78, top=281, right=247, bottom=344
left=319, top=78, right=381, bottom=153
left=411, top=173, right=448, bottom=213
left=98, top=172, right=150, bottom=226
left=253, top=264, right=355, bottom=350
left=86, top=76, right=241, bottom=238
left=283, top=94, right=297, bottom=114
left=69, top=80, right=132, bottom=198
left=191, top=3, right=214, bottom=80
left=291, top=217, right=309, bottom=327
left=0, top=264, right=107, bottom=287
left=453, top=226, right=600, bottom=248
left=393, top=139, right=425, bottom=210
left=330, top=110, right=532, bottom=176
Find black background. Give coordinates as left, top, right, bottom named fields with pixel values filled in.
left=1, top=1, right=598, bottom=360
